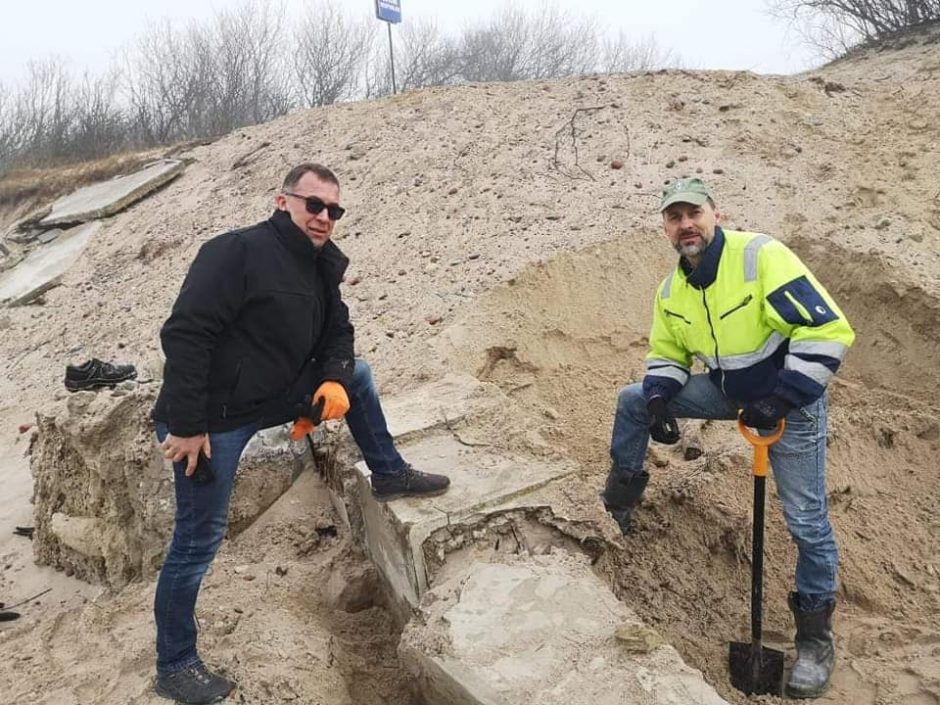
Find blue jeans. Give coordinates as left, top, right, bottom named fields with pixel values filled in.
left=610, top=374, right=838, bottom=609
left=153, top=358, right=403, bottom=675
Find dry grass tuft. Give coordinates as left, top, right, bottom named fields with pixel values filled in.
left=0, top=149, right=165, bottom=210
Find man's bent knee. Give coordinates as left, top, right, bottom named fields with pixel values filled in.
left=616, top=383, right=646, bottom=413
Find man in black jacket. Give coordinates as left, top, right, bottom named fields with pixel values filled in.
left=150, top=163, right=449, bottom=704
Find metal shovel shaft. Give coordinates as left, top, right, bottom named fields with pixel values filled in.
left=750, top=472, right=767, bottom=647
left=729, top=418, right=786, bottom=696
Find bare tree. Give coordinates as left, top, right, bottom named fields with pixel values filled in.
left=459, top=3, right=601, bottom=82
left=524, top=6, right=598, bottom=79
left=602, top=32, right=679, bottom=73
left=294, top=1, right=374, bottom=107
left=0, top=82, right=16, bottom=167
left=124, top=20, right=215, bottom=144
left=208, top=0, right=291, bottom=134
left=8, top=59, right=76, bottom=165
left=769, top=0, right=940, bottom=56
left=397, top=19, right=461, bottom=90
left=459, top=4, right=535, bottom=82
left=70, top=69, right=128, bottom=160
left=361, top=35, right=394, bottom=99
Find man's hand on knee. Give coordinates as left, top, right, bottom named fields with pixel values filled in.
left=647, top=397, right=680, bottom=445
left=160, top=434, right=211, bottom=476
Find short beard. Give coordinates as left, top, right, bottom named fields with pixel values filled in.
left=674, top=239, right=708, bottom=259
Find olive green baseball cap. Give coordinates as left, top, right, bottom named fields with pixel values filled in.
left=659, top=178, right=714, bottom=212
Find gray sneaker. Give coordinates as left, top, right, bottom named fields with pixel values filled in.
left=154, top=661, right=234, bottom=704
left=371, top=464, right=450, bottom=501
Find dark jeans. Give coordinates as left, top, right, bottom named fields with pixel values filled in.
left=153, top=358, right=403, bottom=675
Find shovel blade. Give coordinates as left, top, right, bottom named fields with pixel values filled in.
left=729, top=641, right=785, bottom=696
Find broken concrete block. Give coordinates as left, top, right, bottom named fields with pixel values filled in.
left=49, top=513, right=123, bottom=559
left=30, top=391, right=310, bottom=588
left=39, top=159, right=185, bottom=227
left=0, top=222, right=99, bottom=305
left=366, top=372, right=500, bottom=441
left=37, top=229, right=62, bottom=245
left=400, top=555, right=729, bottom=705
left=354, top=433, right=574, bottom=610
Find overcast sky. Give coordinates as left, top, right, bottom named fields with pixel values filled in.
left=0, top=0, right=820, bottom=86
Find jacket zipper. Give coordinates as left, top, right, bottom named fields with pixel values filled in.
left=719, top=294, right=753, bottom=320
left=701, top=289, right=724, bottom=393
left=664, top=309, right=692, bottom=325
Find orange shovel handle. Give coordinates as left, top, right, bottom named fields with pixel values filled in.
left=736, top=416, right=785, bottom=477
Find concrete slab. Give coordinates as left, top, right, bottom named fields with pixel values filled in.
left=39, top=159, right=185, bottom=227
left=378, top=373, right=500, bottom=440
left=400, top=555, right=729, bottom=705
left=354, top=433, right=574, bottom=609
left=0, top=222, right=99, bottom=305
left=37, top=229, right=61, bottom=245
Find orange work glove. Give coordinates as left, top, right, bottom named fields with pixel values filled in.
left=290, top=416, right=316, bottom=442
left=313, top=381, right=350, bottom=421
left=290, top=397, right=324, bottom=442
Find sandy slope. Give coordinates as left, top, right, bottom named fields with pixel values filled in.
left=1, top=25, right=939, bottom=705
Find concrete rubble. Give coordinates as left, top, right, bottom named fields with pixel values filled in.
left=30, top=386, right=310, bottom=588
left=39, top=159, right=185, bottom=227
left=377, top=372, right=500, bottom=440
left=399, top=555, right=730, bottom=705
left=0, top=160, right=188, bottom=303
left=345, top=375, right=728, bottom=704
left=0, top=221, right=99, bottom=305
left=354, top=433, right=575, bottom=609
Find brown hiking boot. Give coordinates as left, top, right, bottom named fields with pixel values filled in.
left=371, top=464, right=450, bottom=501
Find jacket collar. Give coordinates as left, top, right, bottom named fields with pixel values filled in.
left=679, top=226, right=725, bottom=289
left=268, top=210, right=349, bottom=285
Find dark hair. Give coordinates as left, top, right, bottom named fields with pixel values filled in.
left=281, top=163, right=339, bottom=190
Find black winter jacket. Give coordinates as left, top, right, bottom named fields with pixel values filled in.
left=152, top=210, right=355, bottom=436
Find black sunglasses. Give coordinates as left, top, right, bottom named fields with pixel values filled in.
left=283, top=192, right=346, bottom=220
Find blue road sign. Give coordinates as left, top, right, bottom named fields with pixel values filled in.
left=376, top=0, right=401, bottom=24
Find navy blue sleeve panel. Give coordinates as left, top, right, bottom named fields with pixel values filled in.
left=767, top=275, right=840, bottom=327
left=774, top=369, right=826, bottom=408
left=642, top=373, right=684, bottom=404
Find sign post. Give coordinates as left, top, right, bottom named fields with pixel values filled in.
left=375, top=0, right=401, bottom=95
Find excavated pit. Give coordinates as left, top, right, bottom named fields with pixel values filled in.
left=435, top=235, right=940, bottom=704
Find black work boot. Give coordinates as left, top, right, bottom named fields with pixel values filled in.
left=786, top=592, right=836, bottom=698
left=601, top=470, right=649, bottom=535
left=371, top=464, right=450, bottom=501
left=64, top=358, right=137, bottom=391
left=154, top=661, right=235, bottom=704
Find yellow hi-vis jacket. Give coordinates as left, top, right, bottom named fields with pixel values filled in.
left=642, top=227, right=855, bottom=407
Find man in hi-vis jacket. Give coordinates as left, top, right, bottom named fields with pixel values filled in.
left=604, top=178, right=854, bottom=698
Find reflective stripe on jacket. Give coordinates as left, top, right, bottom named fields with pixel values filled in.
left=642, top=227, right=855, bottom=408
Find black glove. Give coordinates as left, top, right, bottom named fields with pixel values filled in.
left=741, top=395, right=792, bottom=430
left=647, top=397, right=680, bottom=445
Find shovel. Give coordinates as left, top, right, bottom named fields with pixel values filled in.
left=729, top=415, right=786, bottom=696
